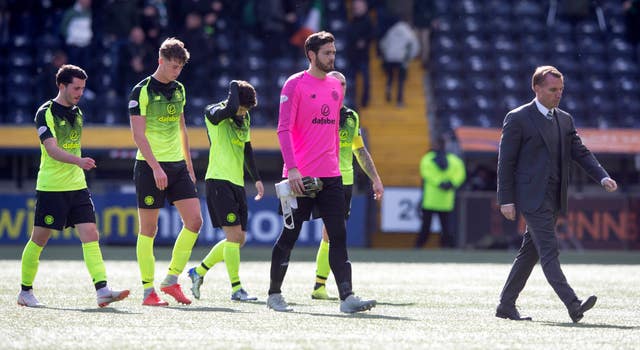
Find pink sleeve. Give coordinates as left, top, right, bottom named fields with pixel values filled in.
left=277, top=77, right=298, bottom=170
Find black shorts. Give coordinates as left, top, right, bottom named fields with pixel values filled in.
left=34, top=189, right=96, bottom=230
left=310, top=184, right=353, bottom=220
left=206, top=179, right=248, bottom=231
left=282, top=176, right=345, bottom=223
left=134, top=160, right=198, bottom=209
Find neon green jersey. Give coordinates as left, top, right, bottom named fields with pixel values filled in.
left=419, top=151, right=466, bottom=211
left=338, top=106, right=363, bottom=185
left=34, top=100, right=87, bottom=191
left=128, top=76, right=187, bottom=162
left=204, top=101, right=251, bottom=187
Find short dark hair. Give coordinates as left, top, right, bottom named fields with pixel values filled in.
left=237, top=80, right=257, bottom=108
left=304, top=31, right=335, bottom=61
left=532, top=65, right=563, bottom=89
left=159, top=37, right=190, bottom=64
left=55, top=64, right=87, bottom=86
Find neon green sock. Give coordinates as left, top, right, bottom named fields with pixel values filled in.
left=224, top=241, right=241, bottom=292
left=136, top=234, right=155, bottom=289
left=314, top=239, right=330, bottom=288
left=21, top=240, right=43, bottom=288
left=82, top=241, right=107, bottom=286
left=196, top=239, right=225, bottom=276
left=167, top=227, right=199, bottom=275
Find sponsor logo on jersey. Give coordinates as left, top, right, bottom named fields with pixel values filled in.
left=158, top=115, right=180, bottom=122
left=312, top=116, right=335, bottom=125
left=37, top=126, right=48, bottom=136
left=128, top=100, right=139, bottom=108
left=167, top=104, right=176, bottom=114
left=69, top=130, right=79, bottom=141
left=62, top=142, right=81, bottom=149
left=280, top=95, right=289, bottom=104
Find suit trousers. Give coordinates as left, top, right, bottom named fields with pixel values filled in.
left=499, top=183, right=578, bottom=308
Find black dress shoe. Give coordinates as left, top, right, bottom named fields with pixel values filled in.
left=495, top=304, right=532, bottom=321
left=568, top=295, right=597, bottom=323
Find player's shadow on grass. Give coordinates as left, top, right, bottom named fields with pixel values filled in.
left=375, top=301, right=416, bottom=307
left=168, top=306, right=239, bottom=313
left=44, top=306, right=141, bottom=314
left=300, top=311, right=414, bottom=321
left=540, top=321, right=639, bottom=330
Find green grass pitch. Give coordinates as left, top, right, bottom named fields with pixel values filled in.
left=1, top=247, right=639, bottom=349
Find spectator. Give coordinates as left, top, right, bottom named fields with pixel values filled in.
left=179, top=12, right=213, bottom=96
left=255, top=0, right=298, bottom=59
left=99, top=0, right=140, bottom=97
left=468, top=164, right=496, bottom=192
left=118, top=26, right=155, bottom=94
left=412, top=0, right=437, bottom=68
left=415, top=136, right=466, bottom=248
left=379, top=17, right=419, bottom=107
left=141, top=0, right=168, bottom=48
left=623, top=0, right=640, bottom=62
left=346, top=0, right=374, bottom=108
left=36, top=50, right=68, bottom=103
left=59, top=0, right=92, bottom=74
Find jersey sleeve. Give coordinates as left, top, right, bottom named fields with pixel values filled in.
left=128, top=84, right=147, bottom=116
left=277, top=76, right=300, bottom=170
left=351, top=110, right=364, bottom=150
left=179, top=82, right=186, bottom=109
left=205, top=101, right=234, bottom=125
left=35, top=107, right=54, bottom=142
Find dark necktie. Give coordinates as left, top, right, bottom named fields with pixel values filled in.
left=545, top=109, right=553, bottom=121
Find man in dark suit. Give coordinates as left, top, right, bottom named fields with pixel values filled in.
left=496, top=66, right=618, bottom=323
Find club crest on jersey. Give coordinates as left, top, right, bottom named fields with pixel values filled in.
left=321, top=104, right=330, bottom=116
left=346, top=118, right=355, bottom=127
left=332, top=90, right=339, bottom=101
left=174, top=90, right=182, bottom=100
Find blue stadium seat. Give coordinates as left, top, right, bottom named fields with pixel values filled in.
left=432, top=34, right=459, bottom=55
left=611, top=57, right=638, bottom=75
left=465, top=55, right=491, bottom=74
left=467, top=74, right=496, bottom=96
left=513, top=0, right=544, bottom=16
left=461, top=16, right=483, bottom=34
left=485, top=0, right=511, bottom=16
left=492, top=34, right=518, bottom=56
left=486, top=15, right=513, bottom=33
left=8, top=51, right=33, bottom=68
left=6, top=106, right=32, bottom=124
left=433, top=54, right=463, bottom=73
left=457, top=0, right=482, bottom=16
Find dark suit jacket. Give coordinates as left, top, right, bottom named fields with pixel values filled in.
left=497, top=100, right=609, bottom=214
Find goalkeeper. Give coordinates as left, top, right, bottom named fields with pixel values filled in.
left=187, top=80, right=263, bottom=302
left=310, top=71, right=384, bottom=300
left=267, top=31, right=376, bottom=314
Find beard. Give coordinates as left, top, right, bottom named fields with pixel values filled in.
left=317, top=60, right=334, bottom=73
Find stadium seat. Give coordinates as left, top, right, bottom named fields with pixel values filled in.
left=8, top=51, right=33, bottom=68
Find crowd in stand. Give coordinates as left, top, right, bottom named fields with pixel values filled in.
left=0, top=0, right=438, bottom=126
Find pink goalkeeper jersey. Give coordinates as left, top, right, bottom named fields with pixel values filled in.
left=277, top=70, right=343, bottom=178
